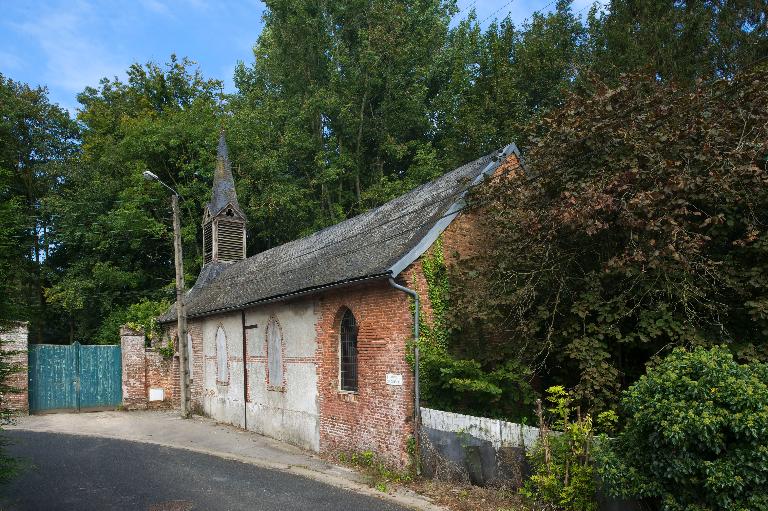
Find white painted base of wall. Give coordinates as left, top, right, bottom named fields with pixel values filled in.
left=420, top=407, right=540, bottom=449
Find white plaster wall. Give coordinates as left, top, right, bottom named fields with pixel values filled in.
left=243, top=300, right=316, bottom=358
left=201, top=313, right=245, bottom=428
left=197, top=299, right=320, bottom=451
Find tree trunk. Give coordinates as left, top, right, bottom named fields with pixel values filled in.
left=355, top=78, right=369, bottom=204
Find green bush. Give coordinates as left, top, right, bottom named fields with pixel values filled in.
left=599, top=346, right=768, bottom=511
left=417, top=342, right=535, bottom=422
left=94, top=298, right=170, bottom=345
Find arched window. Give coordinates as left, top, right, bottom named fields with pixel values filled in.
left=187, top=332, right=194, bottom=382
left=215, top=326, right=229, bottom=383
left=339, top=309, right=358, bottom=392
left=266, top=316, right=283, bottom=387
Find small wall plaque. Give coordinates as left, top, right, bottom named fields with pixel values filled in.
left=149, top=388, right=165, bottom=401
left=386, top=373, right=403, bottom=386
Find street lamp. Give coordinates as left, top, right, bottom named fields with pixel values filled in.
left=143, top=170, right=190, bottom=418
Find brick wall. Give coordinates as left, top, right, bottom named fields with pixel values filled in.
left=120, top=325, right=179, bottom=409
left=145, top=350, right=180, bottom=408
left=121, top=326, right=146, bottom=409
left=316, top=279, right=415, bottom=467
left=1, top=323, right=28, bottom=414
left=442, top=154, right=520, bottom=268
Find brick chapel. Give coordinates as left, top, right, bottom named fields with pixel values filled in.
left=157, top=132, right=522, bottom=466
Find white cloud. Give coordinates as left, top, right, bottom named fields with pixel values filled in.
left=13, top=0, right=127, bottom=96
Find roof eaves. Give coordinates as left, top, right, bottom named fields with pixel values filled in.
left=387, top=142, right=523, bottom=277
left=158, top=273, right=391, bottom=324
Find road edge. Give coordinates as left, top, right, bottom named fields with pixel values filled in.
left=5, top=426, right=445, bottom=511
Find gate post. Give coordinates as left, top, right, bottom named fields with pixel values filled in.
left=0, top=322, right=28, bottom=415
left=120, top=326, right=147, bottom=410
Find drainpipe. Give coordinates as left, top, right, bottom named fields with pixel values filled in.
left=388, top=276, right=421, bottom=475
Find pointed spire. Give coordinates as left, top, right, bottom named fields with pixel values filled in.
left=217, top=128, right=229, bottom=160
left=208, top=129, right=241, bottom=217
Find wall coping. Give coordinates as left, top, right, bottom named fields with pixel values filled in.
left=120, top=325, right=145, bottom=337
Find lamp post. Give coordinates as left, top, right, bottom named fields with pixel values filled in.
left=143, top=170, right=189, bottom=418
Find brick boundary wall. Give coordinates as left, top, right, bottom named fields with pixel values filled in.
left=120, top=325, right=179, bottom=410
left=0, top=323, right=28, bottom=415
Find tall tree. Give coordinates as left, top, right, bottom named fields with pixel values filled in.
left=586, top=0, right=768, bottom=84
left=0, top=75, right=78, bottom=339
left=229, top=0, right=457, bottom=252
left=432, top=1, right=586, bottom=168
left=451, top=68, right=768, bottom=413
left=46, top=56, right=222, bottom=343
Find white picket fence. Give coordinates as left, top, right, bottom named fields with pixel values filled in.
left=420, top=407, right=540, bottom=449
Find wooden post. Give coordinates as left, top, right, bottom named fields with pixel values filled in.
left=172, top=194, right=189, bottom=418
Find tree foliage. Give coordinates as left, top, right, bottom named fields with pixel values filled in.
left=2, top=0, right=766, bottom=356
left=45, top=56, right=221, bottom=343
left=523, top=386, right=616, bottom=511
left=454, top=67, right=768, bottom=413
left=598, top=346, right=768, bottom=511
left=0, top=74, right=79, bottom=339
left=228, top=0, right=457, bottom=250
left=587, top=0, right=768, bottom=84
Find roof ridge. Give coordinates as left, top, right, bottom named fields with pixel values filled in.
left=206, top=152, right=494, bottom=282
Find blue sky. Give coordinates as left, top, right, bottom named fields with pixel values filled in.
left=0, top=0, right=595, bottom=114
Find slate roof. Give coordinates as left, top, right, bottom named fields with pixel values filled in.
left=206, top=131, right=243, bottom=218
left=159, top=143, right=520, bottom=323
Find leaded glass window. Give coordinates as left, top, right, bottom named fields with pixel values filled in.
left=340, top=309, right=358, bottom=392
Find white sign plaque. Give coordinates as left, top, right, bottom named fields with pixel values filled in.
left=148, top=388, right=165, bottom=401
left=386, top=373, right=403, bottom=386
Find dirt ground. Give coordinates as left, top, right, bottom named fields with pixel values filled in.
left=408, top=480, right=530, bottom=511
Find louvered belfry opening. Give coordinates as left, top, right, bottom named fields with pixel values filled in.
left=217, top=215, right=245, bottom=262
left=340, top=309, right=358, bottom=392
left=203, top=222, right=213, bottom=264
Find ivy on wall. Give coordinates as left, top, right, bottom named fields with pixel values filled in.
left=412, top=236, right=535, bottom=422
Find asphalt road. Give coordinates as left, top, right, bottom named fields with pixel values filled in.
left=0, top=430, right=410, bottom=511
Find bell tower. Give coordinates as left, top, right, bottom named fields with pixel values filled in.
left=202, top=130, right=246, bottom=265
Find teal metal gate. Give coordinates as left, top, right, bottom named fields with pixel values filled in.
left=28, top=342, right=122, bottom=413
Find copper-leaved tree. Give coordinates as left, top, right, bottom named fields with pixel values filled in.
left=451, top=67, right=768, bottom=413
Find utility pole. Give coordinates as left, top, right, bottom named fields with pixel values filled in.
left=143, top=170, right=190, bottom=418
left=172, top=194, right=190, bottom=418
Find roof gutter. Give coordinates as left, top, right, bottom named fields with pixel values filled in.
left=388, top=275, right=422, bottom=476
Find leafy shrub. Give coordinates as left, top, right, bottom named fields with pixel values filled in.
left=418, top=343, right=535, bottom=422
left=599, top=346, right=768, bottom=511
left=522, top=386, right=615, bottom=511
left=95, top=298, right=170, bottom=344
left=413, top=237, right=536, bottom=422
left=156, top=338, right=176, bottom=360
